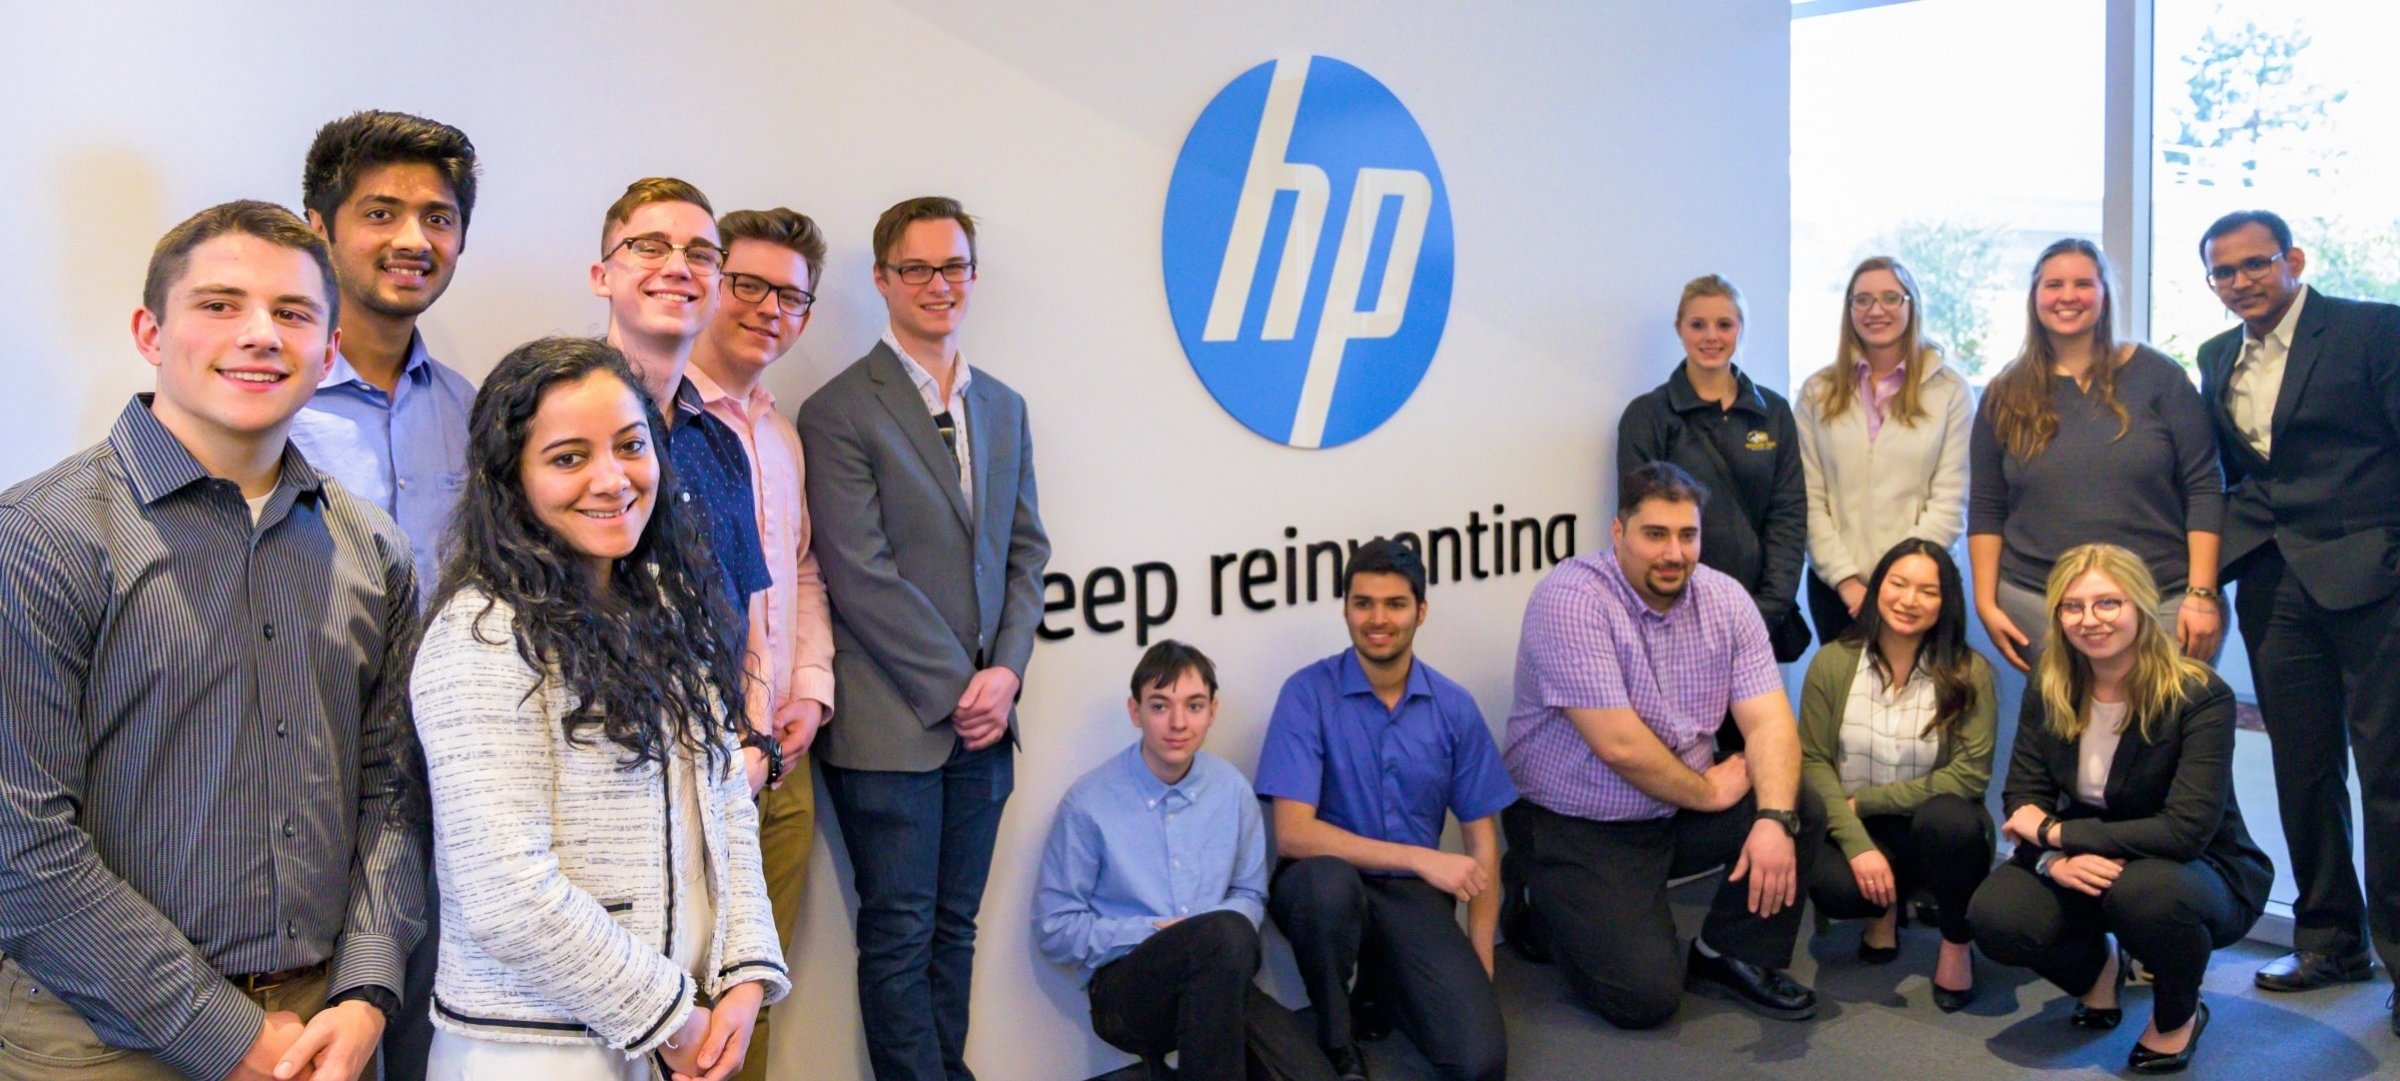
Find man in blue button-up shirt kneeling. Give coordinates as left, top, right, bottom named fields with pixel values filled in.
left=1034, top=642, right=1336, bottom=1081
left=1254, top=539, right=1516, bottom=1081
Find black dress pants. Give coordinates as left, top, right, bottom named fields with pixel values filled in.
left=1807, top=573, right=1856, bottom=646
left=1807, top=793, right=1993, bottom=943
left=1268, top=857, right=1506, bottom=1081
left=1967, top=858, right=2253, bottom=1032
left=1500, top=788, right=1826, bottom=1030
left=1086, top=910, right=1336, bottom=1081
left=2235, top=546, right=2400, bottom=972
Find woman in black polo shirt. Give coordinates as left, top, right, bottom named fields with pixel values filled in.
left=1617, top=273, right=1809, bottom=664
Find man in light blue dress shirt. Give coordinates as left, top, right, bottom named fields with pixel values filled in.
left=289, top=111, right=480, bottom=605
left=287, top=110, right=481, bottom=1080
left=1034, top=642, right=1335, bottom=1081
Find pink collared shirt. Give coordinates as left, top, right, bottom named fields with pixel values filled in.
left=686, top=366, right=836, bottom=732
left=1856, top=359, right=1907, bottom=442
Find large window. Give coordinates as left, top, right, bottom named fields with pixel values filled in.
left=1789, top=0, right=2105, bottom=391
left=2147, top=1, right=2400, bottom=365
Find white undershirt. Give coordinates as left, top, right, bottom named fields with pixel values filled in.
left=245, top=491, right=272, bottom=524
left=2075, top=699, right=2130, bottom=808
left=1836, top=649, right=1942, bottom=792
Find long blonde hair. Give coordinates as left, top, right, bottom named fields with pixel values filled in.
left=1810, top=256, right=1941, bottom=427
left=2035, top=544, right=2210, bottom=743
left=1983, top=238, right=2131, bottom=460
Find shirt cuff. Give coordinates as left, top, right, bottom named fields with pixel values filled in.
left=156, top=981, right=270, bottom=1081
left=786, top=668, right=836, bottom=718
left=328, top=932, right=405, bottom=1004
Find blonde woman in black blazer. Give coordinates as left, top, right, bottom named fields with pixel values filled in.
left=1966, top=544, right=2271, bottom=1075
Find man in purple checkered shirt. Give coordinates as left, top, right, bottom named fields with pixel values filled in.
left=1499, top=461, right=1827, bottom=1029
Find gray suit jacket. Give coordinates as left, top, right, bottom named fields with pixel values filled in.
left=796, top=342, right=1050, bottom=772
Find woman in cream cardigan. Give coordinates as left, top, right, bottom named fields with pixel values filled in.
left=413, top=338, right=788, bottom=1081
left=1799, top=539, right=1996, bottom=1010
left=1794, top=256, right=1971, bottom=644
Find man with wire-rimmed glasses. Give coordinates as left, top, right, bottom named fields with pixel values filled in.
left=589, top=178, right=775, bottom=775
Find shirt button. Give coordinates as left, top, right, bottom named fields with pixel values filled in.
left=397, top=478, right=411, bottom=489
left=1178, top=906, right=1188, bottom=915
left=286, top=922, right=298, bottom=939
left=262, top=623, right=275, bottom=640
left=282, top=819, right=295, bottom=839
left=275, top=720, right=289, bottom=737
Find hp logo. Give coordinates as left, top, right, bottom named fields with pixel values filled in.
left=1162, top=55, right=1454, bottom=449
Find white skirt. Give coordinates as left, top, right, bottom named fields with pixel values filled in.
left=425, top=1029, right=657, bottom=1081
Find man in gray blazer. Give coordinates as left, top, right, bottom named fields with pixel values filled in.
left=797, top=195, right=1049, bottom=1081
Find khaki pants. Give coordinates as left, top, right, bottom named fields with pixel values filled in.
left=0, top=957, right=328, bottom=1080
left=737, top=754, right=813, bottom=1081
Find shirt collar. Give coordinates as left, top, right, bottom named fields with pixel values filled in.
left=1592, top=548, right=1686, bottom=624
left=319, top=331, right=433, bottom=391
left=1119, top=742, right=1201, bottom=807
left=2243, top=285, right=2310, bottom=352
left=1337, top=647, right=1432, bottom=704
left=671, top=376, right=707, bottom=419
left=882, top=327, right=973, bottom=399
left=683, top=363, right=777, bottom=416
left=1852, top=357, right=1906, bottom=392
left=108, top=394, right=324, bottom=506
left=1666, top=361, right=1766, bottom=417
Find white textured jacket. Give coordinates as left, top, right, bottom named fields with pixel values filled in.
left=1793, top=361, right=1973, bottom=587
left=411, top=589, right=789, bottom=1055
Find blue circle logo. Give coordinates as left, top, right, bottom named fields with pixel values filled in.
left=1162, top=56, right=1455, bottom=449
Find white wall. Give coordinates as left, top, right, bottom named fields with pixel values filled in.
left=0, top=3, right=1791, bottom=1077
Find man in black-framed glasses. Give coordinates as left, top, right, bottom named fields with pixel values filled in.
left=2196, top=209, right=2400, bottom=1033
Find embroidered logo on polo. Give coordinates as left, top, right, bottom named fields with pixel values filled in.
left=1161, top=55, right=1455, bottom=449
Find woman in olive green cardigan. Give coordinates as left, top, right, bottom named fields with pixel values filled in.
left=1799, top=539, right=1997, bottom=1011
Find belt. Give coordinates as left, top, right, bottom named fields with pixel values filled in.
left=230, top=962, right=327, bottom=994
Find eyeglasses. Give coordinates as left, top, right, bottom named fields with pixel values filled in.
left=2205, top=251, right=2286, bottom=286
left=883, top=260, right=976, bottom=286
left=608, top=236, right=725, bottom=277
left=2057, top=597, right=2126, bottom=621
left=725, top=272, right=814, bottom=316
left=1849, top=291, right=1910, bottom=312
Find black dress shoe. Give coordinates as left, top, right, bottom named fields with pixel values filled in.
left=1502, top=884, right=1550, bottom=964
left=2071, top=948, right=2125, bottom=1030
left=2128, top=1000, right=2209, bottom=1074
left=1326, top=1044, right=1371, bottom=1081
left=2254, top=950, right=2374, bottom=992
left=1685, top=942, right=1818, bottom=1021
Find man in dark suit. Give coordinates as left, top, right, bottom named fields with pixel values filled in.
left=2195, top=210, right=2400, bottom=1026
left=797, top=196, right=1049, bottom=1080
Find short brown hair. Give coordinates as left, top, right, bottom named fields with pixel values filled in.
left=719, top=208, right=828, bottom=290
left=144, top=200, right=340, bottom=326
left=601, top=177, right=714, bottom=252
left=872, top=196, right=976, bottom=267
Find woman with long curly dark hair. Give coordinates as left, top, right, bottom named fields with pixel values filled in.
left=412, top=337, right=787, bottom=1080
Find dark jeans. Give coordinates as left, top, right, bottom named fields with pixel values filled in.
left=1806, top=572, right=1856, bottom=646
left=821, top=740, right=1013, bottom=1081
left=1268, top=858, right=1506, bottom=1081
left=1968, top=858, right=2251, bottom=1032
left=383, top=860, right=439, bottom=1080
left=2235, top=546, right=2400, bottom=971
left=1807, top=793, right=1993, bottom=943
left=1087, top=911, right=1337, bottom=1081
left=1501, top=788, right=1826, bottom=1030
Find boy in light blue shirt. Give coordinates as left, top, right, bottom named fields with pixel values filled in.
left=1034, top=641, right=1335, bottom=1081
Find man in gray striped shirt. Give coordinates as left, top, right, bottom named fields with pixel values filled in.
left=0, top=201, right=422, bottom=1081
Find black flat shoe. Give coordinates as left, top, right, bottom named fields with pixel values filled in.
left=1858, top=939, right=1900, bottom=965
left=2071, top=948, right=2125, bottom=1030
left=1685, top=942, right=1818, bottom=1021
left=1931, top=977, right=1976, bottom=1013
left=2128, top=1000, right=2209, bottom=1074
left=2254, top=949, right=2374, bottom=992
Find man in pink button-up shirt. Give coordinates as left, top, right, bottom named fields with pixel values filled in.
left=685, top=206, right=836, bottom=1081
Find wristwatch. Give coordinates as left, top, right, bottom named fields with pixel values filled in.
left=742, top=731, right=784, bottom=788
left=1756, top=808, right=1802, bottom=838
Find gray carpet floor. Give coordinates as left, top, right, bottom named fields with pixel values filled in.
left=1094, top=884, right=2396, bottom=1080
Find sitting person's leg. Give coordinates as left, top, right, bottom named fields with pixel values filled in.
left=1908, top=793, right=1995, bottom=945
left=1087, top=910, right=1260, bottom=1081
left=1967, top=863, right=2112, bottom=998
left=2103, top=858, right=2251, bottom=1035
left=1268, top=856, right=1369, bottom=1058
left=1674, top=788, right=1825, bottom=1018
left=1365, top=877, right=1506, bottom=1081
left=1506, top=800, right=1684, bottom=1029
